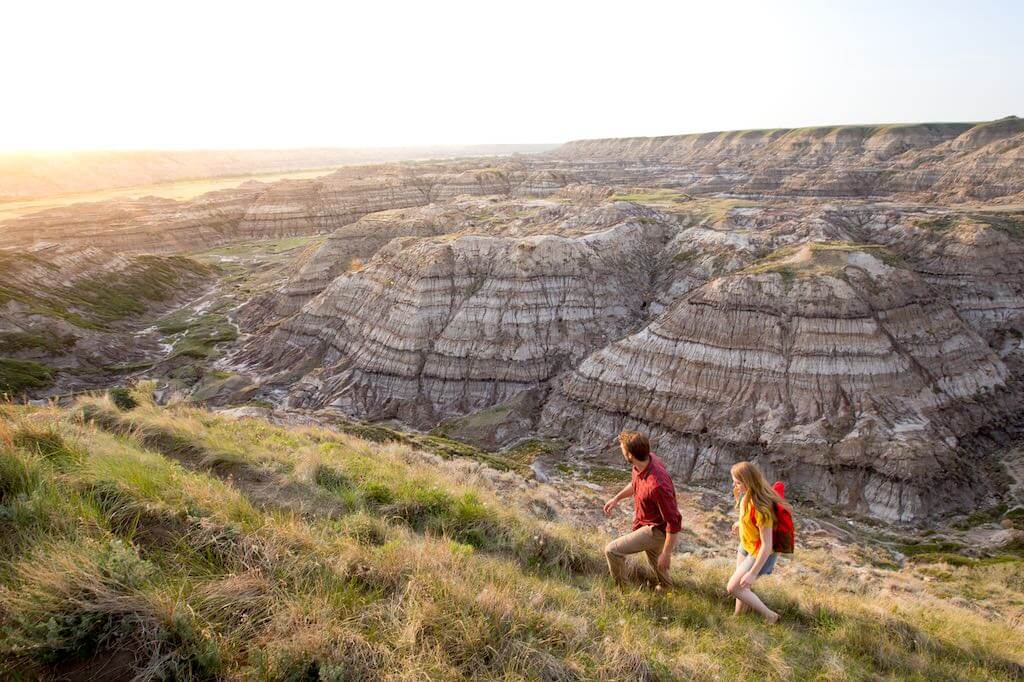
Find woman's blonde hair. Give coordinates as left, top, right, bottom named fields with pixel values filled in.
left=731, top=461, right=787, bottom=524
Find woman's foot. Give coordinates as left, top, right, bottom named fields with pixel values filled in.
left=765, top=611, right=780, bottom=625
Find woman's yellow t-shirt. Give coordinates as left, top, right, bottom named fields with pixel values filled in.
left=739, top=495, right=773, bottom=555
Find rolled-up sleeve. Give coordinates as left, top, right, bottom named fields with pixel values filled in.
left=656, top=485, right=683, bottom=534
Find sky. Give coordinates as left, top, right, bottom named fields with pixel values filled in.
left=2, top=0, right=1022, bottom=151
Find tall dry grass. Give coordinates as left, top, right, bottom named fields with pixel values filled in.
left=0, top=397, right=1021, bottom=680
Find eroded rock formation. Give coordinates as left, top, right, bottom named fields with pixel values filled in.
left=553, top=117, right=1024, bottom=203
left=0, top=245, right=213, bottom=395
left=235, top=203, right=675, bottom=423
left=4, top=117, right=1024, bottom=520
left=541, top=244, right=1011, bottom=519
left=0, top=162, right=564, bottom=254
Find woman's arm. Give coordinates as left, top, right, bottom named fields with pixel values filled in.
left=739, top=522, right=773, bottom=588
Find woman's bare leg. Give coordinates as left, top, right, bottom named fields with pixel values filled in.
left=731, top=583, right=778, bottom=622
left=727, top=553, right=778, bottom=622
left=731, top=548, right=750, bottom=614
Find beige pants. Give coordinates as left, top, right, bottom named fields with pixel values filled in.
left=604, top=525, right=671, bottom=586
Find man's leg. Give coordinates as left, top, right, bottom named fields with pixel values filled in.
left=605, top=527, right=662, bottom=585
left=642, top=528, right=672, bottom=587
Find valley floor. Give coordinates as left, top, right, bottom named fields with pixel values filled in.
left=1, top=386, right=1023, bottom=680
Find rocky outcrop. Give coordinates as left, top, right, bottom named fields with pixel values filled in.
left=238, top=205, right=472, bottom=326
left=0, top=162, right=566, bottom=254
left=0, top=244, right=214, bottom=395
left=0, top=144, right=557, bottom=200
left=233, top=205, right=675, bottom=423
left=541, top=244, right=1011, bottom=520
left=832, top=209, right=1024, bottom=353
left=238, top=198, right=672, bottom=328
left=552, top=117, right=1024, bottom=203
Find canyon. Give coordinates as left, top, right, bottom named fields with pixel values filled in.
left=2, top=117, right=1024, bottom=522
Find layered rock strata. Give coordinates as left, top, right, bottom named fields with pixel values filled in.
left=239, top=199, right=674, bottom=328
left=0, top=244, right=214, bottom=395
left=0, top=162, right=564, bottom=254
left=837, top=209, right=1024, bottom=352
left=235, top=209, right=675, bottom=423
left=553, top=117, right=1024, bottom=203
left=541, top=244, right=1010, bottom=520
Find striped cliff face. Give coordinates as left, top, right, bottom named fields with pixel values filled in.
left=541, top=245, right=1011, bottom=521
left=221, top=194, right=1024, bottom=521
left=232, top=204, right=675, bottom=423
left=2, top=120, right=1023, bottom=521
left=551, top=117, right=1024, bottom=204
left=0, top=162, right=566, bottom=254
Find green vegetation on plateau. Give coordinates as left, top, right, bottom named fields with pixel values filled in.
left=0, top=390, right=1022, bottom=679
left=915, top=212, right=1024, bottom=239
left=610, top=188, right=693, bottom=204
left=0, top=358, right=54, bottom=395
left=0, top=252, right=212, bottom=332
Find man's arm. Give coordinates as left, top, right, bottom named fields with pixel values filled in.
left=603, top=482, right=634, bottom=517
left=655, top=485, right=683, bottom=572
left=658, top=531, right=680, bottom=570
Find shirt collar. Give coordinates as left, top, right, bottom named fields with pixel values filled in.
left=634, top=454, right=656, bottom=478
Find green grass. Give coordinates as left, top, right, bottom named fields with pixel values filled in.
left=0, top=358, right=54, bottom=395
left=915, top=215, right=958, bottom=232
left=323, top=416, right=530, bottom=473
left=685, top=198, right=760, bottom=224
left=430, top=403, right=515, bottom=439
left=154, top=304, right=239, bottom=361
left=914, top=212, right=1024, bottom=239
left=610, top=188, right=693, bottom=204
left=0, top=331, right=76, bottom=355
left=502, top=438, right=568, bottom=465
left=69, top=256, right=212, bottom=324
left=973, top=213, right=1024, bottom=239
left=0, top=252, right=212, bottom=333
left=554, top=461, right=632, bottom=486
left=741, top=241, right=901, bottom=282
left=1, top=398, right=1023, bottom=680
left=189, top=235, right=323, bottom=263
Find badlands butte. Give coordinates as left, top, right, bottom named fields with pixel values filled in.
left=3, top=117, right=1024, bottom=524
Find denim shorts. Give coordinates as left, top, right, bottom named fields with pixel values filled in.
left=740, top=547, right=778, bottom=576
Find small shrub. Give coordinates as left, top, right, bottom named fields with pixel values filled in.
left=107, top=387, right=137, bottom=411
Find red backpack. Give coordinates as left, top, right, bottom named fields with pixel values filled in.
left=749, top=481, right=795, bottom=554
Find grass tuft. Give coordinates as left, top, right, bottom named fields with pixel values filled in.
left=1, top=399, right=1022, bottom=679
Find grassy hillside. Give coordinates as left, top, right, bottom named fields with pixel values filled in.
left=1, top=389, right=1022, bottom=680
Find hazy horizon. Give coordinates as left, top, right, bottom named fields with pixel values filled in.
left=3, top=0, right=1022, bottom=152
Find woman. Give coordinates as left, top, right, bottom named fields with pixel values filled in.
left=726, top=461, right=784, bottom=623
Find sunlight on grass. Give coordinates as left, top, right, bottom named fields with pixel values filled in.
left=0, top=398, right=1021, bottom=679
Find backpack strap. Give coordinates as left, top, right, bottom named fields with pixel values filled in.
left=748, top=499, right=761, bottom=551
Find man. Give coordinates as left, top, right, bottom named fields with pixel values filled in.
left=602, top=431, right=682, bottom=587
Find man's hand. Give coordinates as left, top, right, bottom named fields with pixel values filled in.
left=657, top=550, right=672, bottom=575
left=603, top=497, right=619, bottom=517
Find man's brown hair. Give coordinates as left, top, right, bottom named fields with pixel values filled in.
left=618, top=431, right=650, bottom=460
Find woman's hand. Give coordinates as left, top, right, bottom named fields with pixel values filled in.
left=730, top=521, right=739, bottom=536
left=738, top=570, right=757, bottom=590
